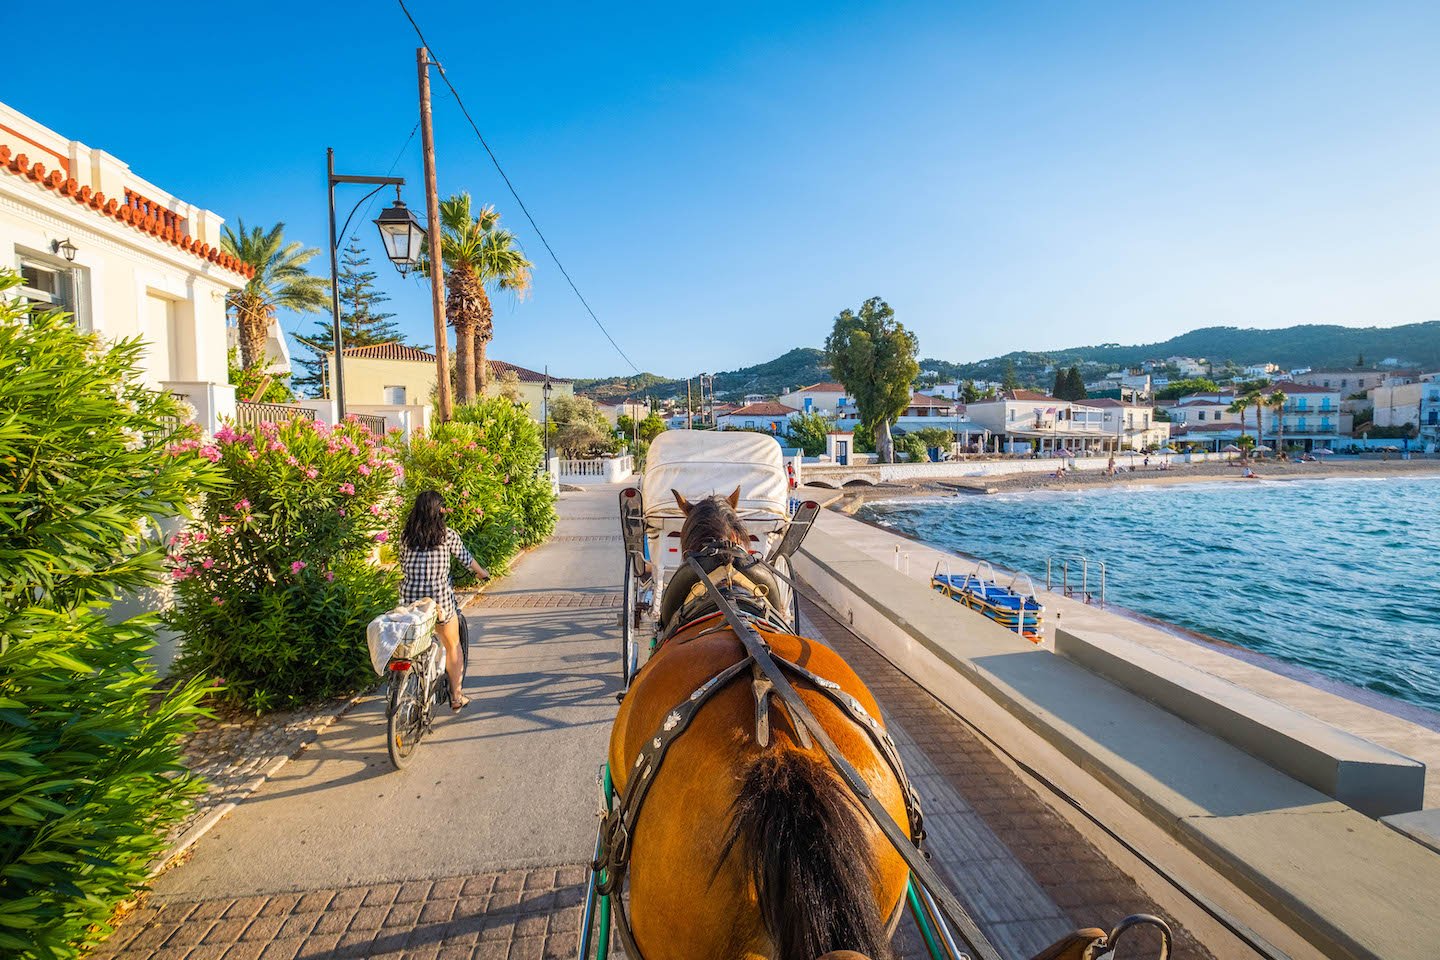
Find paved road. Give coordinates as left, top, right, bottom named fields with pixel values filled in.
left=101, top=484, right=1212, bottom=960
left=152, top=487, right=623, bottom=899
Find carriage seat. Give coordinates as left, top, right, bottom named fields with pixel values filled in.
left=658, top=550, right=781, bottom=638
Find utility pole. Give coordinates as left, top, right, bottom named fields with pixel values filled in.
left=418, top=47, right=452, bottom=422
left=687, top=379, right=694, bottom=430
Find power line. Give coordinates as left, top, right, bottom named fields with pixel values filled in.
left=395, top=0, right=644, bottom=376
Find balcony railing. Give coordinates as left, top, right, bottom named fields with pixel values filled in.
left=350, top=413, right=388, bottom=435
left=234, top=401, right=316, bottom=430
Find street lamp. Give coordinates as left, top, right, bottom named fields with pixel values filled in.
left=373, top=196, right=426, bottom=277
left=542, top=369, right=553, bottom=467
left=326, top=148, right=425, bottom=421
left=51, top=238, right=78, bottom=262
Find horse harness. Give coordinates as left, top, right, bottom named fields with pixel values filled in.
left=592, top=544, right=1006, bottom=960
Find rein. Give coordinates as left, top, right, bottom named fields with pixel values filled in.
left=683, top=554, right=1006, bottom=960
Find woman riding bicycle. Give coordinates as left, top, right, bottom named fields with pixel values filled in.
left=399, top=491, right=489, bottom=710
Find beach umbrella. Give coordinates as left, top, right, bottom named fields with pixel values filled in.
left=1222, top=444, right=1242, bottom=453
left=1313, top=447, right=1334, bottom=456
left=1159, top=446, right=1178, bottom=454
left=1254, top=445, right=1273, bottom=453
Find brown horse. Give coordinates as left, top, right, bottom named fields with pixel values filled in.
left=609, top=490, right=912, bottom=960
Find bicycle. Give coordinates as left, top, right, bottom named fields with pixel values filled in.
left=385, top=614, right=470, bottom=769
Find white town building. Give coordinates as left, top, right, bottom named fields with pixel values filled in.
left=1, top=100, right=253, bottom=434
left=1369, top=376, right=1440, bottom=442
left=777, top=381, right=852, bottom=417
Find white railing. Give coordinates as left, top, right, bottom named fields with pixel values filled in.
left=554, top=454, right=635, bottom=484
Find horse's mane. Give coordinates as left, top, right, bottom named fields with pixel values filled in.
left=676, top=491, right=747, bottom=554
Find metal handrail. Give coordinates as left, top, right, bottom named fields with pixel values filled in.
left=1045, top=555, right=1106, bottom=607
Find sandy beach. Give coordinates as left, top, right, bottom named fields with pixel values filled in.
left=818, top=455, right=1440, bottom=508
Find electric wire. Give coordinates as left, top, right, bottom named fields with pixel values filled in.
left=787, top=587, right=1296, bottom=960
left=394, top=0, right=645, bottom=376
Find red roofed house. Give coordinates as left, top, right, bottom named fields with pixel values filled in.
left=716, top=401, right=801, bottom=435
left=325, top=345, right=573, bottom=434
left=1, top=99, right=254, bottom=434
left=778, top=381, right=852, bottom=417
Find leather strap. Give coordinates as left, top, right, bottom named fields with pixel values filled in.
left=687, top=555, right=1004, bottom=960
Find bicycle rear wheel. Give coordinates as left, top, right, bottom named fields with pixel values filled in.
left=386, top=668, right=424, bottom=769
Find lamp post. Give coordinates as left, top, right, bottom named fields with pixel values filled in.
left=326, top=148, right=422, bottom=420
left=542, top=369, right=553, bottom=468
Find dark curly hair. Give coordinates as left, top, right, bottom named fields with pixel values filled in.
left=402, top=490, right=448, bottom=551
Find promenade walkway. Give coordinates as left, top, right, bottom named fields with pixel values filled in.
left=98, top=486, right=1222, bottom=960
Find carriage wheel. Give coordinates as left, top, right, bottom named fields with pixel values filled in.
left=621, top=562, right=637, bottom=686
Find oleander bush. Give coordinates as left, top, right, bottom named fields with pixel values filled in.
left=166, top=417, right=401, bottom=712
left=393, top=397, right=556, bottom=581
left=0, top=271, right=221, bottom=958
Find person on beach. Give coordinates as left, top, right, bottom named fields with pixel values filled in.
left=1106, top=455, right=1117, bottom=476
left=399, top=490, right=490, bottom=711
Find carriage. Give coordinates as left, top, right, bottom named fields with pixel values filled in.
left=615, top=431, right=818, bottom=684
left=585, top=431, right=1171, bottom=960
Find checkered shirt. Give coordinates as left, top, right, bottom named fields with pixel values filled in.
left=399, top=527, right=474, bottom=622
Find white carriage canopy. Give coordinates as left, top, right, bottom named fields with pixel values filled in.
left=641, top=431, right=789, bottom=524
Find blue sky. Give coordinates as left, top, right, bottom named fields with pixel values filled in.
left=12, top=1, right=1440, bottom=378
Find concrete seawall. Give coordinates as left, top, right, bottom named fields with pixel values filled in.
left=794, top=509, right=1440, bottom=960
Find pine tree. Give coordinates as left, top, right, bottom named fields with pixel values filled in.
left=1002, top=358, right=1019, bottom=392
left=1357, top=352, right=1365, bottom=368
left=1068, top=365, right=1087, bottom=400
left=294, top=237, right=406, bottom=395
left=1052, top=368, right=1067, bottom=399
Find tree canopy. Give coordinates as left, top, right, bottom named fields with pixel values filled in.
left=824, top=297, right=918, bottom=463
left=294, top=237, right=406, bottom=396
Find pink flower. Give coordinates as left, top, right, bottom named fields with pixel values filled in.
left=339, top=482, right=356, bottom=496
left=324, top=571, right=335, bottom=582
left=291, top=560, right=307, bottom=573
left=370, top=504, right=383, bottom=516
left=235, top=499, right=251, bottom=511
left=287, top=456, right=299, bottom=467
left=198, top=445, right=221, bottom=462
left=374, top=530, right=389, bottom=543
left=202, top=558, right=215, bottom=569
left=358, top=464, right=372, bottom=476
left=215, top=425, right=238, bottom=444
left=212, top=596, right=224, bottom=606
left=305, top=467, right=319, bottom=479
left=337, top=508, right=347, bottom=517
left=388, top=462, right=404, bottom=477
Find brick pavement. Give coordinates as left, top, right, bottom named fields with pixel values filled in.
left=94, top=865, right=588, bottom=960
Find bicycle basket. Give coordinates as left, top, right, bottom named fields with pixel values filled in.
left=367, top=599, right=440, bottom=675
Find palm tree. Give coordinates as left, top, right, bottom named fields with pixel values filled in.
left=1245, top=388, right=1266, bottom=452
left=1268, top=390, right=1288, bottom=456
left=1228, top=396, right=1252, bottom=451
left=221, top=222, right=330, bottom=371
left=426, top=194, right=532, bottom=403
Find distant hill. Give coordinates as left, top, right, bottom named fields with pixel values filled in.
left=924, top=321, right=1440, bottom=388
left=578, top=321, right=1440, bottom=401
left=575, top=348, right=828, bottom=403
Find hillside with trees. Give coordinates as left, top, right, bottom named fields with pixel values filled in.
left=575, top=347, right=828, bottom=403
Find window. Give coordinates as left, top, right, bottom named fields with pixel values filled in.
left=383, top=385, right=407, bottom=405
left=17, top=254, right=88, bottom=330
left=1198, top=411, right=1206, bottom=421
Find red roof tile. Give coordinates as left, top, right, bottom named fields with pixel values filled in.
left=0, top=143, right=253, bottom=280
left=340, top=342, right=436, bottom=362
left=727, top=402, right=799, bottom=417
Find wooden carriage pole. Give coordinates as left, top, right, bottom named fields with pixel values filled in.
left=418, top=47, right=452, bottom=423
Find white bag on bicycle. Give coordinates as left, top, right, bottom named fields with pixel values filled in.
left=366, top=598, right=439, bottom=676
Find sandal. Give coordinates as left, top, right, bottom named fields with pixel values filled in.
left=451, top=694, right=471, bottom=712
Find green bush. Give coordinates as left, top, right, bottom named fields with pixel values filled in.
left=785, top=411, right=835, bottom=456
left=0, top=271, right=221, bottom=958
left=397, top=397, right=556, bottom=580
left=894, top=433, right=929, bottom=462
left=167, top=417, right=400, bottom=712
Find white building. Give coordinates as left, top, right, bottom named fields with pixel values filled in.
left=777, top=381, right=852, bottom=417
left=717, top=401, right=800, bottom=435
left=964, top=390, right=1166, bottom=454
left=1167, top=356, right=1208, bottom=377
left=1, top=101, right=252, bottom=434
left=1369, top=376, right=1440, bottom=440
left=1243, top=362, right=1280, bottom=378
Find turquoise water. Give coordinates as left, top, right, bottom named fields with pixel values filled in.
left=858, top=476, right=1440, bottom=711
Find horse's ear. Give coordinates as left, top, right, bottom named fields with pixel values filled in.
left=672, top=489, right=692, bottom=514
left=726, top=486, right=741, bottom=510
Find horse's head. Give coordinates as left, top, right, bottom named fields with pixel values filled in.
left=673, top=486, right=745, bottom=555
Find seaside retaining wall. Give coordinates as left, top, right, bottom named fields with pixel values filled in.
left=804, top=452, right=1229, bottom=485
left=793, top=526, right=1440, bottom=960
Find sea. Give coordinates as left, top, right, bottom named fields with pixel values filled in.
left=857, top=475, right=1440, bottom=712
